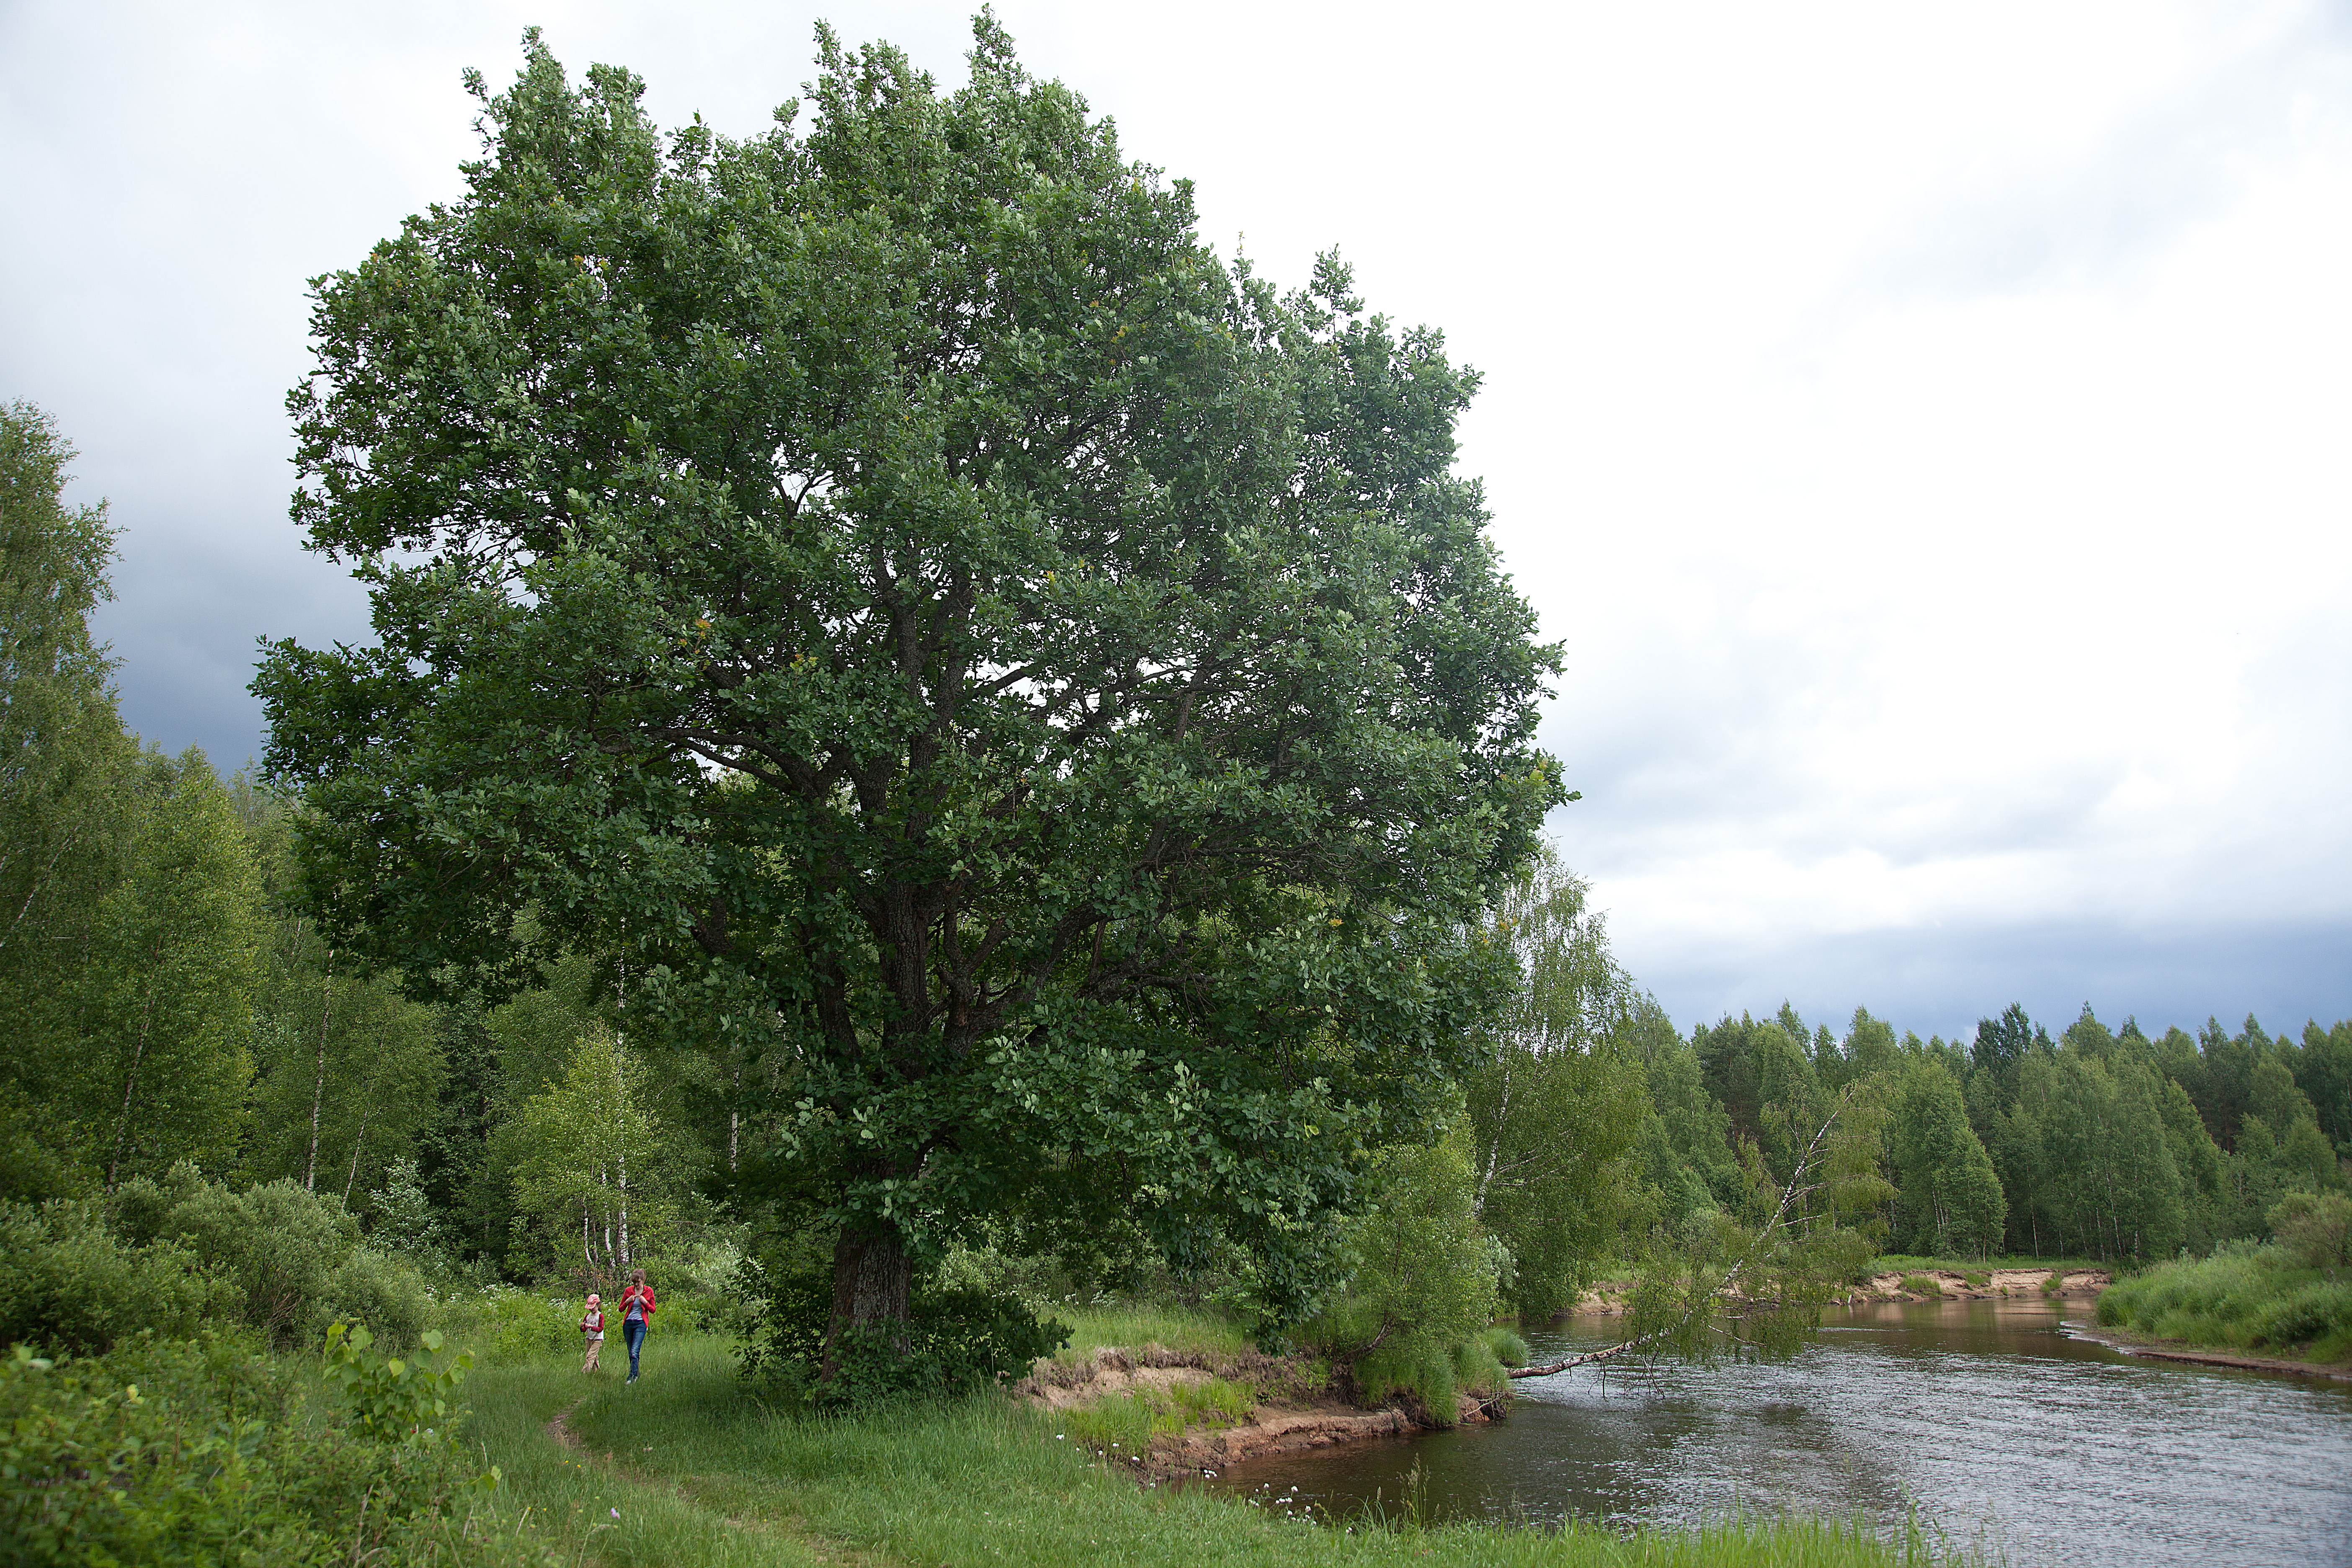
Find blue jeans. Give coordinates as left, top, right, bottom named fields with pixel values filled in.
left=624, top=1318, right=647, bottom=1377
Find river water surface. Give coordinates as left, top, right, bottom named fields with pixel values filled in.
left=1207, top=1300, right=2352, bottom=1565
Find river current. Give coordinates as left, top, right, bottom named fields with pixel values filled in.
left=1205, top=1299, right=2352, bottom=1565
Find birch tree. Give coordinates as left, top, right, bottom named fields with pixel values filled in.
left=505, top=1026, right=699, bottom=1288
left=1462, top=853, right=1649, bottom=1319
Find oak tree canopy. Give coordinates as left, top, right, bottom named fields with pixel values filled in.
left=256, top=19, right=1565, bottom=1346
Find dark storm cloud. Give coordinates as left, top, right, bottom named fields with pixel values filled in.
left=1642, top=916, right=2352, bottom=1047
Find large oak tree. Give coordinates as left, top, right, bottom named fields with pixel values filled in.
left=257, top=21, right=1563, bottom=1346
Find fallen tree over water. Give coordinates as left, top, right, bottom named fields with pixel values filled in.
left=1512, top=1083, right=1888, bottom=1380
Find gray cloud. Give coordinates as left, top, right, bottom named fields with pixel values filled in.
left=1635, top=914, right=2352, bottom=1046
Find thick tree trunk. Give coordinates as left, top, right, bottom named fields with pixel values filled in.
left=822, top=1224, right=913, bottom=1377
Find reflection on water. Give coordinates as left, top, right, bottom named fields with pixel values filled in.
left=1206, top=1299, right=2352, bottom=1566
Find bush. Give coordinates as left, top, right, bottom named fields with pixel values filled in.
left=1480, top=1326, right=1530, bottom=1367
left=322, top=1247, right=431, bottom=1349
left=2247, top=1281, right=2352, bottom=1353
left=0, top=1200, right=238, bottom=1355
left=738, top=1272, right=1068, bottom=1411
left=115, top=1169, right=438, bottom=1350
left=323, top=1321, right=473, bottom=1443
left=481, top=1291, right=585, bottom=1362
left=0, top=1335, right=556, bottom=1566
left=159, top=1178, right=363, bottom=1346
left=2271, top=1192, right=2352, bottom=1270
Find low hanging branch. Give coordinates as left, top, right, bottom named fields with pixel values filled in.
left=1508, top=1085, right=1858, bottom=1380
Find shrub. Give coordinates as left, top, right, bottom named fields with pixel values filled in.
left=482, top=1291, right=585, bottom=1362
left=0, top=1335, right=554, bottom=1566
left=738, top=1273, right=1068, bottom=1410
left=118, top=1171, right=439, bottom=1350
left=0, top=1200, right=238, bottom=1355
left=2099, top=1244, right=2352, bottom=1359
left=322, top=1247, right=431, bottom=1349
left=322, top=1321, right=473, bottom=1443
left=363, top=1156, right=451, bottom=1272
left=2271, top=1192, right=2352, bottom=1271
left=159, top=1178, right=362, bottom=1345
left=2248, top=1281, right=2352, bottom=1352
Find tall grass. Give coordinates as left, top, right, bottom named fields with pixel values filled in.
left=463, top=1332, right=1978, bottom=1567
left=1053, top=1300, right=1251, bottom=1360
left=2096, top=1243, right=2352, bottom=1363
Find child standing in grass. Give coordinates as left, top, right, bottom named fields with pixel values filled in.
left=619, top=1269, right=656, bottom=1384
left=580, top=1293, right=605, bottom=1374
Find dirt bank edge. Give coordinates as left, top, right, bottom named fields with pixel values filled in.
left=2060, top=1321, right=2352, bottom=1382
left=1016, top=1346, right=1491, bottom=1478
left=1570, top=1266, right=2112, bottom=1313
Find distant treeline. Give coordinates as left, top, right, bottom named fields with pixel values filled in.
left=1633, top=1000, right=2347, bottom=1263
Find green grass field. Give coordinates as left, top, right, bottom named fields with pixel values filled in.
left=458, top=1331, right=1976, bottom=1567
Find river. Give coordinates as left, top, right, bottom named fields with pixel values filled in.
left=1206, top=1299, right=2352, bottom=1565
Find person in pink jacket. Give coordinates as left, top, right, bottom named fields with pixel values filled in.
left=618, top=1269, right=657, bottom=1383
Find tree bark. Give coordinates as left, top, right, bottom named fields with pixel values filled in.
left=304, top=952, right=333, bottom=1191
left=105, top=936, right=168, bottom=1192
left=616, top=1145, right=630, bottom=1272
left=342, top=1104, right=371, bottom=1206
left=823, top=1223, right=912, bottom=1377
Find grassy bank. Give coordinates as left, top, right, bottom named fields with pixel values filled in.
left=462, top=1331, right=1975, bottom=1567
left=2096, top=1244, right=2352, bottom=1364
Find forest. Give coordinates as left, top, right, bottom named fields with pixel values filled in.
left=5, top=22, right=2350, bottom=1565
left=8, top=379, right=2346, bottom=1353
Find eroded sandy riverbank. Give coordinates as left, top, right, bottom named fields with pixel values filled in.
left=1017, top=1345, right=1498, bottom=1477
left=1567, top=1266, right=2112, bottom=1313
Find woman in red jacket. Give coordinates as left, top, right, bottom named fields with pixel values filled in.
left=618, top=1269, right=656, bottom=1383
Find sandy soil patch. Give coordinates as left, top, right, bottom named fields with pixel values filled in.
left=1570, top=1267, right=2113, bottom=1313
left=1018, top=1346, right=1490, bottom=1478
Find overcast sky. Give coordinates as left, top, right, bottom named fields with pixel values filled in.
left=4, top=0, right=2347, bottom=1044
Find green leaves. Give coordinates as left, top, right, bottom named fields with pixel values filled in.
left=1464, top=856, right=1652, bottom=1319
left=323, top=1320, right=473, bottom=1444
left=258, top=21, right=1561, bottom=1331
